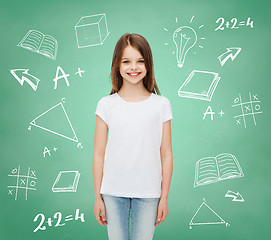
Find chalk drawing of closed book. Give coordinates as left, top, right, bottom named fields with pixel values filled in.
left=17, top=30, right=58, bottom=60
left=52, top=171, right=80, bottom=192
left=194, top=153, right=244, bottom=187
left=178, top=70, right=221, bottom=101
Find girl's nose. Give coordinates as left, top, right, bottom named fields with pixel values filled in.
left=131, top=62, right=137, bottom=70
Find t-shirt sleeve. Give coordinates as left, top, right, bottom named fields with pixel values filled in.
left=95, top=97, right=108, bottom=125
left=162, top=97, right=173, bottom=123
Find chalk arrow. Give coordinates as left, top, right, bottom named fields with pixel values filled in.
left=218, top=47, right=241, bottom=66
left=10, top=69, right=40, bottom=91
left=225, top=190, right=244, bottom=202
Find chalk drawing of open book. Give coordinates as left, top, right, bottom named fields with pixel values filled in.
left=18, top=30, right=58, bottom=60
left=194, top=153, right=244, bottom=187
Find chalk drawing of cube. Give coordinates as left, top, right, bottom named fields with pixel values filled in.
left=75, top=13, right=110, bottom=48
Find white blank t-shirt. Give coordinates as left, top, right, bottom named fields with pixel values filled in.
left=95, top=92, right=173, bottom=198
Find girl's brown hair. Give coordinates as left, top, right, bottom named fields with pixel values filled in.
left=109, top=33, right=161, bottom=95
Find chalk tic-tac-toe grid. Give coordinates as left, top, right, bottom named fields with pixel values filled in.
left=7, top=165, right=37, bottom=200
left=232, top=93, right=263, bottom=128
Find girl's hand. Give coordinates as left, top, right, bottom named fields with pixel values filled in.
left=94, top=197, right=107, bottom=226
left=155, top=198, right=169, bottom=227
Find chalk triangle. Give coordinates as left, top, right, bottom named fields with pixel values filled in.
left=30, top=102, right=78, bottom=143
left=190, top=201, right=225, bottom=226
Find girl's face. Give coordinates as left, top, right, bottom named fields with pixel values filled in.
left=119, top=46, right=147, bottom=85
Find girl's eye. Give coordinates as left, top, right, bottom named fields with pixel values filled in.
left=122, top=60, right=144, bottom=64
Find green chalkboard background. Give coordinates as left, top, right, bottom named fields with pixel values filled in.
left=1, top=0, right=270, bottom=239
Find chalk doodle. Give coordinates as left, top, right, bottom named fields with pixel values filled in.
left=29, top=99, right=82, bottom=147
left=75, top=68, right=85, bottom=77
left=194, top=153, right=244, bottom=187
left=189, top=199, right=229, bottom=229
left=53, top=66, right=86, bottom=89
left=163, top=16, right=205, bottom=68
left=7, top=166, right=37, bottom=200
left=75, top=13, right=110, bottom=48
left=232, top=93, right=263, bottom=128
left=178, top=70, right=221, bottom=101
left=218, top=47, right=241, bottom=66
left=43, top=146, right=57, bottom=157
left=10, top=69, right=40, bottom=91
left=225, top=190, right=244, bottom=202
left=203, top=106, right=225, bottom=120
left=52, top=171, right=80, bottom=192
left=33, top=209, right=85, bottom=232
left=218, top=110, right=225, bottom=117
left=17, top=30, right=58, bottom=60
left=215, top=17, right=254, bottom=31
left=53, top=66, right=70, bottom=89
left=173, top=26, right=197, bottom=68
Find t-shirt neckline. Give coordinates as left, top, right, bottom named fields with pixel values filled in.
left=116, top=92, right=153, bottom=104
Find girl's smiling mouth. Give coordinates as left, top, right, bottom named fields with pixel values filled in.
left=127, top=72, right=141, bottom=76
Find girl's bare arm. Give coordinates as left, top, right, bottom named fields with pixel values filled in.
left=93, top=115, right=108, bottom=199
left=160, top=120, right=173, bottom=200
left=93, top=115, right=108, bottom=226
left=156, top=120, right=173, bottom=226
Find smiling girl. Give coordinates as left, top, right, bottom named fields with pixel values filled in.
left=93, top=33, right=173, bottom=240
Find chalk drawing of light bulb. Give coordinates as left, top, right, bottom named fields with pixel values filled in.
left=173, top=26, right=197, bottom=68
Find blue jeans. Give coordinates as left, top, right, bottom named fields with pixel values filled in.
left=102, top=194, right=160, bottom=240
